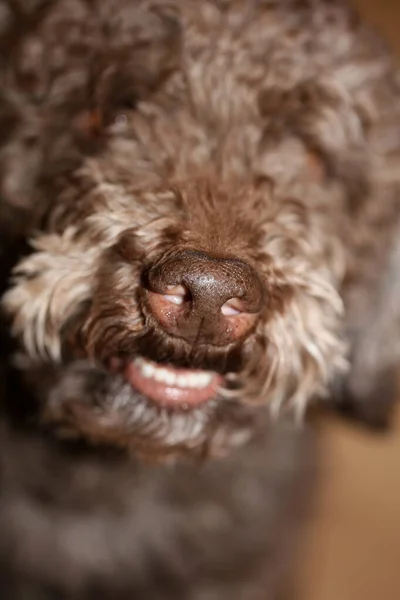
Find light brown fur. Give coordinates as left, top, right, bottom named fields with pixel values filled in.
left=0, top=1, right=399, bottom=597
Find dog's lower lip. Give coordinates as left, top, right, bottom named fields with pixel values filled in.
left=122, top=358, right=223, bottom=408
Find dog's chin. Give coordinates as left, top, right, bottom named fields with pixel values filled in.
left=16, top=352, right=254, bottom=459
left=13, top=346, right=258, bottom=458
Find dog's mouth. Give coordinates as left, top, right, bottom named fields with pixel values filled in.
left=110, top=356, right=224, bottom=408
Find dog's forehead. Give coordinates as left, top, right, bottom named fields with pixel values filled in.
left=4, top=0, right=368, bottom=227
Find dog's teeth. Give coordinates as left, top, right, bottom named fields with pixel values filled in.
left=199, top=373, right=213, bottom=386
left=133, top=357, right=215, bottom=389
left=164, top=371, right=177, bottom=386
left=176, top=375, right=189, bottom=387
left=186, top=375, right=198, bottom=388
left=153, top=368, right=169, bottom=382
left=141, top=362, right=155, bottom=378
left=188, top=374, right=204, bottom=388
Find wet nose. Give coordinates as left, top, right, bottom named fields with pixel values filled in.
left=144, top=250, right=264, bottom=346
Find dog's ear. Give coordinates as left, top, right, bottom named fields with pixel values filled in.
left=334, top=230, right=400, bottom=431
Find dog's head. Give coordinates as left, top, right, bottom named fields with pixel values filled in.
left=1, top=0, right=350, bottom=460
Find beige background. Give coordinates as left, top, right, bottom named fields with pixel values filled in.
left=299, top=409, right=400, bottom=600
left=299, top=2, right=400, bottom=600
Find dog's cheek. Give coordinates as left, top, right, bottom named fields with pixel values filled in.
left=255, top=196, right=349, bottom=414
left=1, top=232, right=99, bottom=362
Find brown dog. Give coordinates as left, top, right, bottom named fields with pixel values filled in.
left=0, top=1, right=399, bottom=598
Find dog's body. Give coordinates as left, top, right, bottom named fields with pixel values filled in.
left=0, top=0, right=399, bottom=598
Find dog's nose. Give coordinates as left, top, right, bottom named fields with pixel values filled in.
left=144, top=250, right=264, bottom=345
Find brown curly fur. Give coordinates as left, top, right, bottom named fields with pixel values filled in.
left=0, top=0, right=399, bottom=598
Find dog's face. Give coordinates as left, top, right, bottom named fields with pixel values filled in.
left=1, top=0, right=348, bottom=459
left=2, top=163, right=346, bottom=458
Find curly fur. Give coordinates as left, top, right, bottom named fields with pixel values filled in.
left=0, top=0, right=399, bottom=598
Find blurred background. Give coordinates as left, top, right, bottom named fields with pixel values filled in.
left=299, top=410, right=400, bottom=600
left=298, top=3, right=400, bottom=599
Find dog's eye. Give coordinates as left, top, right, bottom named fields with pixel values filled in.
left=106, top=87, right=137, bottom=115
left=117, top=98, right=136, bottom=111
left=73, top=107, right=104, bottom=139
left=115, top=113, right=128, bottom=125
left=105, top=93, right=137, bottom=130
left=113, top=113, right=129, bottom=129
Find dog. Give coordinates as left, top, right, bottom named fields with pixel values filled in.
left=0, top=0, right=399, bottom=598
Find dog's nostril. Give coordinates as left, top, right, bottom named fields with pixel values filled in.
left=220, top=297, right=246, bottom=317
left=163, top=284, right=190, bottom=306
